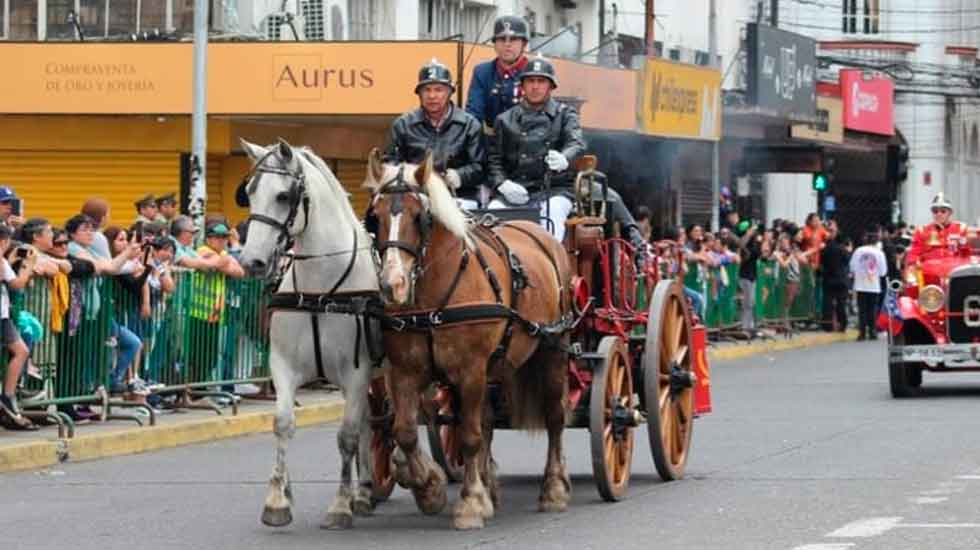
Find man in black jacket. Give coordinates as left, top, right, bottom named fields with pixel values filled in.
left=384, top=59, right=485, bottom=208
left=820, top=221, right=849, bottom=332
left=487, top=56, right=645, bottom=251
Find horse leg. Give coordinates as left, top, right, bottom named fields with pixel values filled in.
left=481, top=398, right=500, bottom=508
left=391, top=369, right=447, bottom=515
left=538, top=350, right=571, bottom=513
left=321, top=374, right=369, bottom=529
left=352, top=371, right=376, bottom=516
left=453, top=371, right=494, bottom=530
left=261, top=361, right=298, bottom=527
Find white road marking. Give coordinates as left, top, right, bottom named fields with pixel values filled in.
left=897, top=523, right=980, bottom=529
left=920, top=487, right=965, bottom=495
left=826, top=517, right=903, bottom=538
left=910, top=496, right=948, bottom=504
left=792, top=544, right=855, bottom=550
left=955, top=475, right=980, bottom=480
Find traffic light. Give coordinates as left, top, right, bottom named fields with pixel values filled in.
left=812, top=173, right=829, bottom=191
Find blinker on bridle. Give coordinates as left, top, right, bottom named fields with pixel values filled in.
left=242, top=148, right=311, bottom=248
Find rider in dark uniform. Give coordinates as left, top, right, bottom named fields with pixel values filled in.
left=384, top=58, right=484, bottom=208
left=487, top=55, right=647, bottom=252
left=466, top=15, right=530, bottom=131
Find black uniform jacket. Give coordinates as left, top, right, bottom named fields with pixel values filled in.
left=382, top=104, right=485, bottom=196
left=487, top=98, right=586, bottom=192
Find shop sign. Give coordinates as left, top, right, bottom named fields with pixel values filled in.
left=791, top=96, right=844, bottom=143
left=746, top=23, right=817, bottom=120
left=637, top=57, right=721, bottom=141
left=0, top=42, right=457, bottom=115
left=840, top=69, right=894, bottom=136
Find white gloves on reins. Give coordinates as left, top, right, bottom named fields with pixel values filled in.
left=496, top=179, right=529, bottom=205
left=545, top=150, right=569, bottom=172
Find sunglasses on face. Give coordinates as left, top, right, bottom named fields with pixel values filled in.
left=53, top=241, right=68, bottom=246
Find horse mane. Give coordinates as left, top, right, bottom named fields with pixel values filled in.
left=296, top=147, right=365, bottom=235
left=380, top=163, right=473, bottom=249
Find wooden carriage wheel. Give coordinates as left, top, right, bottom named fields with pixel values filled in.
left=643, top=280, right=696, bottom=481
left=426, top=386, right=465, bottom=482
left=589, top=336, right=635, bottom=501
left=368, top=376, right=396, bottom=502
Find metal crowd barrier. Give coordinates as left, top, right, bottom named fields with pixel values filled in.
left=1, top=265, right=271, bottom=435
left=684, top=259, right=820, bottom=334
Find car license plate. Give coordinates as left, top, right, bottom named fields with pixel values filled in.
left=904, top=347, right=942, bottom=361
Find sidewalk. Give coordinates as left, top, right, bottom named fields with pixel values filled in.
left=0, top=328, right=858, bottom=474
left=0, top=389, right=345, bottom=474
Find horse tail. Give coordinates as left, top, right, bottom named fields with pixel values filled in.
left=507, top=346, right=566, bottom=432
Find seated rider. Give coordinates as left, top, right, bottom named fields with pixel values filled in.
left=486, top=55, right=648, bottom=253
left=905, top=192, right=967, bottom=265
left=383, top=58, right=484, bottom=208
left=466, top=15, right=530, bottom=132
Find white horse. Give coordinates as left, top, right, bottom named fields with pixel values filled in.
left=238, top=139, right=379, bottom=530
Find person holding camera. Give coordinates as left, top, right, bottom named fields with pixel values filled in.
left=0, top=187, right=25, bottom=230
left=0, top=224, right=38, bottom=430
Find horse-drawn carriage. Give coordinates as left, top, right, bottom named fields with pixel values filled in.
left=367, top=153, right=712, bottom=507
left=236, top=140, right=710, bottom=531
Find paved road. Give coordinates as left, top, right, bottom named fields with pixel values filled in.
left=7, top=338, right=980, bottom=550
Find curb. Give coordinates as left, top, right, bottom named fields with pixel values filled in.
left=708, top=330, right=859, bottom=362
left=0, top=399, right=346, bottom=474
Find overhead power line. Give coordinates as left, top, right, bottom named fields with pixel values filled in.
left=786, top=0, right=980, bottom=15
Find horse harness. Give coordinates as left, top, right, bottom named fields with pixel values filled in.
left=242, top=147, right=385, bottom=377
left=370, top=177, right=574, bottom=369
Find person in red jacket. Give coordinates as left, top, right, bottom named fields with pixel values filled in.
left=905, top=193, right=968, bottom=265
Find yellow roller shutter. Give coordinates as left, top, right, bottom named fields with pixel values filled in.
left=0, top=151, right=179, bottom=229
left=335, top=160, right=371, bottom=217
left=206, top=155, right=224, bottom=217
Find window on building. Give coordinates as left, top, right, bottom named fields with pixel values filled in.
left=10, top=0, right=38, bottom=39
left=843, top=0, right=879, bottom=34
left=173, top=0, right=194, bottom=35
left=46, top=0, right=75, bottom=39
left=106, top=0, right=135, bottom=36
left=78, top=0, right=106, bottom=39
left=0, top=0, right=7, bottom=39
left=141, top=0, right=167, bottom=33
left=972, top=124, right=979, bottom=157
left=348, top=0, right=388, bottom=40
left=330, top=4, right=343, bottom=40
left=417, top=0, right=494, bottom=43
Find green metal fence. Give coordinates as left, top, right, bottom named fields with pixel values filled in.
left=683, top=257, right=819, bottom=332
left=2, top=267, right=271, bottom=428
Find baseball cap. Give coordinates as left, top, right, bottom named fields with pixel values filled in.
left=0, top=186, right=17, bottom=202
left=206, top=223, right=231, bottom=237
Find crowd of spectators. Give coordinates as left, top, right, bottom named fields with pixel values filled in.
left=643, top=208, right=913, bottom=343
left=0, top=187, right=246, bottom=431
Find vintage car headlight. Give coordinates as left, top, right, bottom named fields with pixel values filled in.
left=918, top=285, right=945, bottom=313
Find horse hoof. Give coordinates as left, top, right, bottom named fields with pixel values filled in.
left=453, top=513, right=486, bottom=530
left=392, top=448, right=414, bottom=489
left=352, top=498, right=374, bottom=517
left=261, top=506, right=293, bottom=527
left=320, top=512, right=354, bottom=530
left=538, top=499, right=568, bottom=513
left=415, top=484, right=448, bottom=516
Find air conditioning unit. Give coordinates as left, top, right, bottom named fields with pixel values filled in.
left=264, top=12, right=306, bottom=40
left=300, top=0, right=326, bottom=40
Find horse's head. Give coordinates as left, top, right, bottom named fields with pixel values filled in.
left=364, top=148, right=471, bottom=306
left=237, top=138, right=309, bottom=278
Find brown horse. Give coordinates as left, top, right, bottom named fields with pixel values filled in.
left=364, top=149, right=573, bottom=530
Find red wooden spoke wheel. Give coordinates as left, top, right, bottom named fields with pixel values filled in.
left=644, top=280, right=696, bottom=481
left=589, top=335, right=635, bottom=501
left=368, top=376, right=396, bottom=502
left=426, top=386, right=464, bottom=482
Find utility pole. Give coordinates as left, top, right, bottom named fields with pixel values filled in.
left=190, top=0, right=209, bottom=236
left=709, top=0, right=720, bottom=231
left=645, top=0, right=654, bottom=56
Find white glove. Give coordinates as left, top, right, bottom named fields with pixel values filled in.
left=545, top=150, right=569, bottom=172
left=496, top=179, right=529, bottom=205
left=443, top=169, right=461, bottom=190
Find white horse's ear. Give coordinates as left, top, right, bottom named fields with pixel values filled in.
left=414, top=151, right=434, bottom=187
left=364, top=148, right=385, bottom=191
left=277, top=138, right=297, bottom=169
left=240, top=139, right=268, bottom=162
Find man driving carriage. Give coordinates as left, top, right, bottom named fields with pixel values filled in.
left=485, top=55, right=648, bottom=254
left=383, top=58, right=485, bottom=209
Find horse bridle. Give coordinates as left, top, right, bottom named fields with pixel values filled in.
left=370, top=166, right=435, bottom=302
left=242, top=149, right=310, bottom=249
left=241, top=147, right=364, bottom=296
